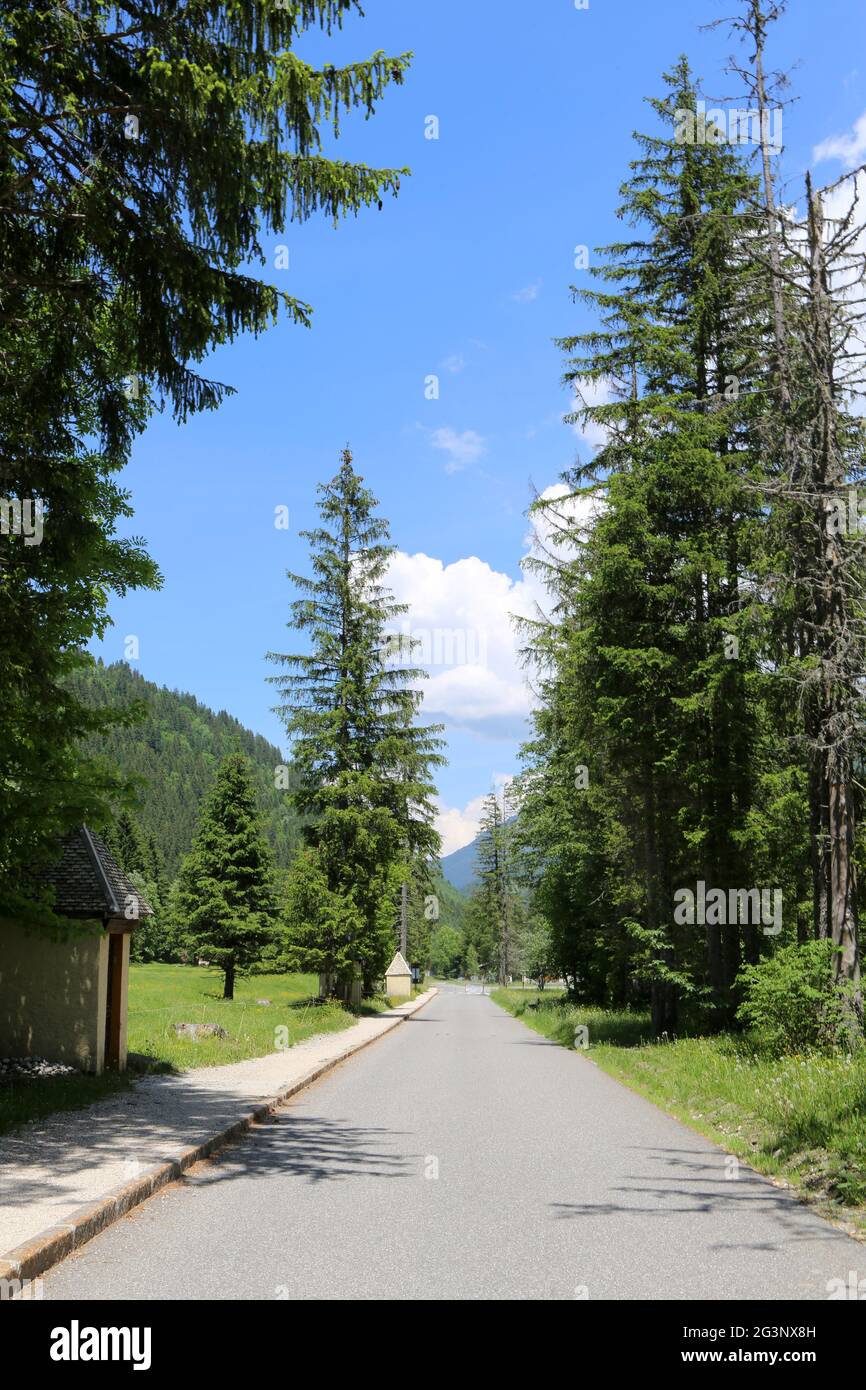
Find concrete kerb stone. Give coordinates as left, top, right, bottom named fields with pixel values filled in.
left=0, top=987, right=438, bottom=1283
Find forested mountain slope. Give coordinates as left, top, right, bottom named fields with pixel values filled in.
left=69, top=660, right=302, bottom=875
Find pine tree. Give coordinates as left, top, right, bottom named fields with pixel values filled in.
left=106, top=812, right=147, bottom=878
left=174, top=753, right=278, bottom=998
left=282, top=847, right=363, bottom=987
left=0, top=2, right=411, bottom=918
left=519, top=60, right=768, bottom=1031
left=514, top=627, right=628, bottom=1005
left=269, top=450, right=444, bottom=995
left=472, top=790, right=524, bottom=985
left=719, top=0, right=865, bottom=1018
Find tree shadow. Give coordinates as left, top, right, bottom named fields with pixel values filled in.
left=182, top=1111, right=414, bottom=1187
left=0, top=1065, right=409, bottom=1242
left=550, top=1143, right=851, bottom=1253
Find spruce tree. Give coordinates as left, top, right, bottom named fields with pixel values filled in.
left=475, top=792, right=507, bottom=983
left=282, top=848, right=362, bottom=987
left=471, top=791, right=524, bottom=985
left=106, top=812, right=148, bottom=879
left=0, top=2, right=410, bottom=917
left=520, top=60, right=766, bottom=1030
left=514, top=616, right=628, bottom=1005
left=175, top=754, right=278, bottom=998
left=269, top=450, right=444, bottom=995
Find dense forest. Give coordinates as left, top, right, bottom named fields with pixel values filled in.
left=68, top=654, right=465, bottom=980
left=501, top=13, right=866, bottom=1046
left=433, top=9, right=866, bottom=1061
left=69, top=660, right=303, bottom=876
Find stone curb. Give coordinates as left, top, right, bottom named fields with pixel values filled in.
left=0, top=987, right=438, bottom=1284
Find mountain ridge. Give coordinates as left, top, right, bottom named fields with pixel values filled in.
left=69, top=659, right=303, bottom=876
left=440, top=834, right=481, bottom=892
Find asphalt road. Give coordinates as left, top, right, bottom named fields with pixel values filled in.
left=41, top=986, right=861, bottom=1300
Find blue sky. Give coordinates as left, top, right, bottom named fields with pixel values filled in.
left=94, top=0, right=866, bottom=854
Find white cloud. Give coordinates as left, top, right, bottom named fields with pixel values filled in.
left=512, top=280, right=542, bottom=303
left=814, top=111, right=866, bottom=169
left=435, top=775, right=514, bottom=856
left=386, top=550, right=537, bottom=738
left=387, top=493, right=604, bottom=855
left=424, top=664, right=531, bottom=735
left=385, top=488, right=605, bottom=742
left=435, top=793, right=488, bottom=857
left=525, top=482, right=604, bottom=569
left=440, top=353, right=466, bottom=374
left=566, top=375, right=618, bottom=452
left=429, top=426, right=487, bottom=473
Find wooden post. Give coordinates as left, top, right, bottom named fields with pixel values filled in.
left=104, top=932, right=124, bottom=1070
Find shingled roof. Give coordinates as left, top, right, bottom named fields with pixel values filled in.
left=35, top=826, right=152, bottom=923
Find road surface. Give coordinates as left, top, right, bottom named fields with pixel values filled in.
left=40, top=986, right=860, bottom=1300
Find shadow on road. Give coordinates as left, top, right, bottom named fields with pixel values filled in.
left=182, top=1110, right=416, bottom=1188
left=550, top=1143, right=845, bottom=1252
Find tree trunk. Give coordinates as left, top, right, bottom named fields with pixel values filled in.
left=223, top=959, right=235, bottom=1000
left=651, top=980, right=678, bottom=1036
left=809, top=745, right=831, bottom=940
left=644, top=775, right=679, bottom=1036
left=806, top=176, right=861, bottom=1013
left=828, top=761, right=860, bottom=990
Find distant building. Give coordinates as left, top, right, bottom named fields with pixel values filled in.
left=0, top=827, right=150, bottom=1073
left=385, top=951, right=412, bottom=999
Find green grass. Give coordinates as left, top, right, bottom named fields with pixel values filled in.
left=128, top=963, right=384, bottom=1070
left=493, top=988, right=655, bottom=1048
left=493, top=987, right=866, bottom=1231
left=0, top=964, right=379, bottom=1137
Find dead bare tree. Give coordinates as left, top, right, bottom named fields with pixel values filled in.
left=718, top=0, right=865, bottom=1018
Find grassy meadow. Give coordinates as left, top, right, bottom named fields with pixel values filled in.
left=127, top=963, right=382, bottom=1069
left=0, top=963, right=378, bottom=1136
